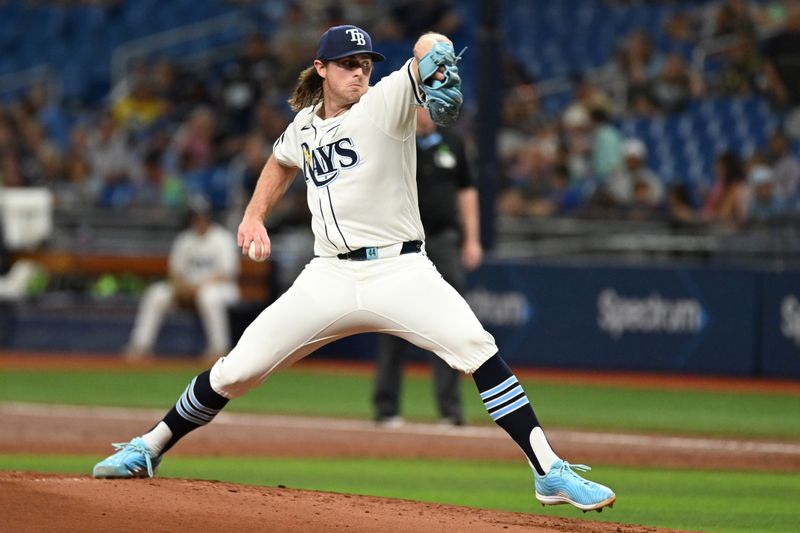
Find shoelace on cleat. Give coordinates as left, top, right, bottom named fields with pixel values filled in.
left=556, top=461, right=594, bottom=486
left=111, top=441, right=155, bottom=478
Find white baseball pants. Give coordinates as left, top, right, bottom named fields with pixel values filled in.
left=129, top=280, right=240, bottom=353
left=0, top=260, right=40, bottom=300
left=210, top=252, right=497, bottom=399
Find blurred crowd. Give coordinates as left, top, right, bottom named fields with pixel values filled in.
left=1, top=0, right=799, bottom=238
left=498, top=0, right=800, bottom=230
left=0, top=0, right=467, bottom=237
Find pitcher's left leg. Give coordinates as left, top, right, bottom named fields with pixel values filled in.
left=362, top=254, right=615, bottom=512
left=473, top=355, right=615, bottom=512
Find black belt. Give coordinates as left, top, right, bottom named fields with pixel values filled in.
left=337, top=240, right=422, bottom=261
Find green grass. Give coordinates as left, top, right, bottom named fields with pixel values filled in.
left=1, top=366, right=799, bottom=439
left=2, top=454, right=799, bottom=533
left=2, top=366, right=800, bottom=532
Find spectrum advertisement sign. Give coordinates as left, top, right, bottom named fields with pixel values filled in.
left=466, top=262, right=759, bottom=375
left=760, top=272, right=800, bottom=378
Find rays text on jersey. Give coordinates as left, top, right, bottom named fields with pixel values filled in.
left=301, top=138, right=360, bottom=187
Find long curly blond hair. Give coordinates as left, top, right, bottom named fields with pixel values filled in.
left=288, top=65, right=324, bottom=112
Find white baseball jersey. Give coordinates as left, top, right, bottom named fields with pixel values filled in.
left=209, top=59, right=498, bottom=400
left=273, top=58, right=426, bottom=257
left=169, top=223, right=240, bottom=285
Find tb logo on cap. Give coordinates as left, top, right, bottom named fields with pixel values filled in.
left=345, top=28, right=366, bottom=46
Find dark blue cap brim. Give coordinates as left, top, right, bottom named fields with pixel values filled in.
left=320, top=49, right=386, bottom=62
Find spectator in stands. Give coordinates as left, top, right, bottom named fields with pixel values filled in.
left=501, top=51, right=536, bottom=92
left=215, top=34, right=280, bottom=138
left=237, top=33, right=280, bottom=92
left=703, top=150, right=748, bottom=226
left=36, top=142, right=63, bottom=191
left=753, top=1, right=795, bottom=32
left=216, top=62, right=261, bottom=138
left=764, top=129, right=800, bottom=203
left=588, top=95, right=623, bottom=184
left=712, top=0, right=757, bottom=38
left=151, top=59, right=213, bottom=120
left=502, top=83, right=547, bottom=137
left=746, top=164, right=787, bottom=222
left=165, top=106, right=220, bottom=202
left=136, top=149, right=183, bottom=208
left=649, top=52, right=703, bottom=114
left=385, top=0, right=462, bottom=41
left=136, top=150, right=164, bottom=206
left=18, top=118, right=61, bottom=188
left=85, top=112, right=140, bottom=207
left=23, top=84, right=70, bottom=152
left=168, top=106, right=217, bottom=173
left=663, top=10, right=703, bottom=48
left=528, top=164, right=584, bottom=217
left=561, top=104, right=593, bottom=186
left=497, top=83, right=549, bottom=177
left=0, top=112, right=24, bottom=187
left=563, top=75, right=609, bottom=123
left=150, top=59, right=180, bottom=109
left=112, top=79, right=166, bottom=137
left=59, top=124, right=93, bottom=207
left=716, top=30, right=761, bottom=96
left=497, top=85, right=558, bottom=218
left=761, top=3, right=800, bottom=108
left=666, top=182, right=701, bottom=225
left=250, top=99, right=290, bottom=145
left=618, top=29, right=663, bottom=115
left=272, top=3, right=320, bottom=87
left=125, top=198, right=240, bottom=361
left=108, top=57, right=150, bottom=107
left=605, top=138, right=665, bottom=216
left=334, top=0, right=393, bottom=34
left=225, top=133, right=269, bottom=223
left=497, top=144, right=542, bottom=218
left=0, top=150, right=23, bottom=187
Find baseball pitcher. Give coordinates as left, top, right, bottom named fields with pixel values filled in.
left=93, top=24, right=615, bottom=513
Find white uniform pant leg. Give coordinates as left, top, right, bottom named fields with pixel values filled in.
left=360, top=253, right=497, bottom=373
left=129, top=281, right=175, bottom=351
left=210, top=258, right=363, bottom=399
left=195, top=281, right=240, bottom=352
left=0, top=260, right=39, bottom=300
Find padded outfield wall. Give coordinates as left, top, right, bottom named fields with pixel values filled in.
left=464, top=261, right=800, bottom=379
left=3, top=261, right=800, bottom=379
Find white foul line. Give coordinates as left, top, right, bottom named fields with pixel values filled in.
left=2, top=402, right=800, bottom=456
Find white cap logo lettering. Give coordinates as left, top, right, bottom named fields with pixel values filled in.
left=346, top=29, right=366, bottom=46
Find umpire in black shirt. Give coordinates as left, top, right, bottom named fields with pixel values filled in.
left=373, top=107, right=483, bottom=426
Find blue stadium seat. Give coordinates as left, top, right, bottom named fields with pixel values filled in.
left=0, top=0, right=252, bottom=100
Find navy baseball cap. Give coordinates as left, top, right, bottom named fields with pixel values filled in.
left=316, top=25, right=385, bottom=62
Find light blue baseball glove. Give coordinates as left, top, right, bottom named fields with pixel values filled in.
left=417, top=42, right=466, bottom=127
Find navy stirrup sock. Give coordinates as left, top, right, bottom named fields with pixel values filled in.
left=159, top=370, right=228, bottom=453
left=473, top=355, right=549, bottom=475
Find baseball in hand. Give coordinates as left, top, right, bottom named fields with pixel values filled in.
left=248, top=241, right=266, bottom=262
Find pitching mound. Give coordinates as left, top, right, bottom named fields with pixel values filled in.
left=2, top=472, right=673, bottom=533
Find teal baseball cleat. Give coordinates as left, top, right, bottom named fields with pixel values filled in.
left=534, top=460, right=616, bottom=512
left=92, top=437, right=161, bottom=479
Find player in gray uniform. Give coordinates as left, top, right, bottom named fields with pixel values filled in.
left=93, top=25, right=616, bottom=513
